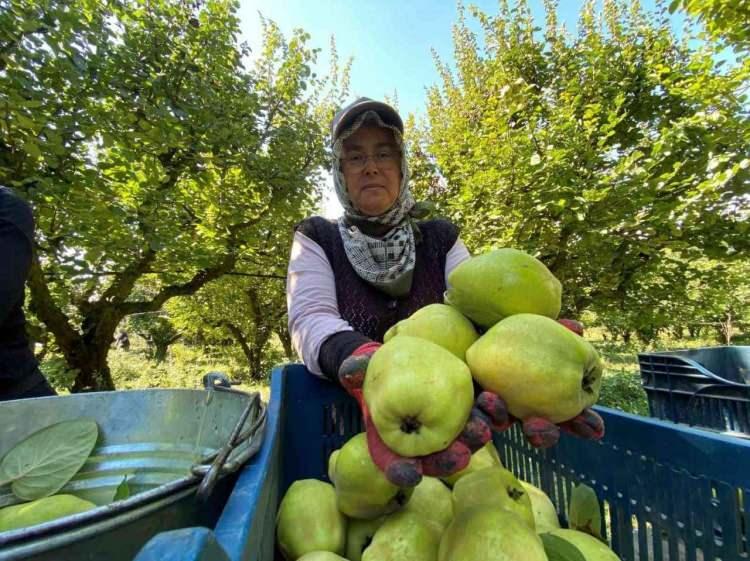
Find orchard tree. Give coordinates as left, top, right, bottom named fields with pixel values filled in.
left=2, top=0, right=345, bottom=391
left=127, top=313, right=181, bottom=363
left=682, top=259, right=750, bottom=343
left=168, top=274, right=292, bottom=381
left=417, top=0, right=748, bottom=327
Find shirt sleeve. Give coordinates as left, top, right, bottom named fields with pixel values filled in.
left=0, top=194, right=33, bottom=326
left=0, top=223, right=32, bottom=326
left=445, top=237, right=471, bottom=286
left=286, top=231, right=355, bottom=378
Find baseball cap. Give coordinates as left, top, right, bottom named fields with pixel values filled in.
left=330, top=97, right=404, bottom=144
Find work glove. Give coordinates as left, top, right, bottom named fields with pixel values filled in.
left=338, top=341, right=497, bottom=488
left=475, top=392, right=605, bottom=449
left=337, top=317, right=605, bottom=486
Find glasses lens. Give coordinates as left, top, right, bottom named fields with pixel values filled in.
left=343, top=150, right=399, bottom=171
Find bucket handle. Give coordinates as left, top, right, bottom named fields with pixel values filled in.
left=192, top=379, right=267, bottom=501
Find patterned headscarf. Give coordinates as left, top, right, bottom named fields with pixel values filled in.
left=332, top=110, right=419, bottom=298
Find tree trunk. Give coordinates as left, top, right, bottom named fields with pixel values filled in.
left=275, top=326, right=294, bottom=361
left=222, top=321, right=270, bottom=381
left=151, top=334, right=180, bottom=363
left=68, top=311, right=120, bottom=391
left=250, top=330, right=271, bottom=381
left=68, top=346, right=116, bottom=392
left=27, top=261, right=117, bottom=391
left=154, top=342, right=169, bottom=363
left=222, top=321, right=254, bottom=366
left=720, top=312, right=733, bottom=345
left=26, top=227, right=240, bottom=392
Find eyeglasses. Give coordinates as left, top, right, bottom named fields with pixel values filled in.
left=341, top=149, right=401, bottom=172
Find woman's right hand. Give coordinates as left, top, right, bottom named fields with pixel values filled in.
left=338, top=342, right=498, bottom=487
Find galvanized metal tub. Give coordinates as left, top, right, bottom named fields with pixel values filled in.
left=0, top=385, right=265, bottom=561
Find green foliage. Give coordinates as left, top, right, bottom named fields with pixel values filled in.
left=670, top=0, right=750, bottom=51
left=167, top=273, right=292, bottom=380
left=3, top=0, right=344, bottom=390
left=415, top=0, right=749, bottom=338
left=127, top=313, right=181, bottom=362
left=594, top=336, right=654, bottom=416
left=107, top=339, right=272, bottom=398
left=108, top=343, right=223, bottom=390
left=598, top=370, right=650, bottom=417
left=38, top=355, right=79, bottom=390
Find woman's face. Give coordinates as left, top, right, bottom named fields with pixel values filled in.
left=341, top=125, right=401, bottom=216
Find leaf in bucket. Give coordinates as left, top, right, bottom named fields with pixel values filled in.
left=0, top=419, right=98, bottom=501
left=568, top=483, right=603, bottom=540
left=113, top=474, right=132, bottom=502
left=541, top=534, right=587, bottom=561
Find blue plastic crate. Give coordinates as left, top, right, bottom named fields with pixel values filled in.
left=639, top=346, right=750, bottom=436
left=135, top=364, right=750, bottom=561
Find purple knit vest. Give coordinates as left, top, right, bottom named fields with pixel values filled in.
left=296, top=216, right=459, bottom=342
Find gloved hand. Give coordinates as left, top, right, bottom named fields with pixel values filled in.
left=338, top=317, right=605, bottom=485
left=338, top=342, right=498, bottom=487
left=475, top=392, right=605, bottom=449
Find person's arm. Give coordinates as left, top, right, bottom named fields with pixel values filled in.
left=0, top=190, right=34, bottom=325
left=445, top=237, right=471, bottom=286
left=286, top=231, right=368, bottom=379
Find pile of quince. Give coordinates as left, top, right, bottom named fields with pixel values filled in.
left=277, top=440, right=619, bottom=560
left=276, top=249, right=621, bottom=560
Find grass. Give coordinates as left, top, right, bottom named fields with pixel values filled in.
left=106, top=338, right=271, bottom=401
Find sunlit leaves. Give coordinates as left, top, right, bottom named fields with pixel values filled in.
left=417, top=0, right=748, bottom=336
left=5, top=0, right=342, bottom=389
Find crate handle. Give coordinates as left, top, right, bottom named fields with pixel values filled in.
left=640, top=353, right=749, bottom=388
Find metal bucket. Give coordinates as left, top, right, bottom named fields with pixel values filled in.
left=0, top=383, right=266, bottom=561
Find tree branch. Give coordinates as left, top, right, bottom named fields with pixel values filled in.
left=26, top=253, right=81, bottom=351
left=118, top=251, right=237, bottom=315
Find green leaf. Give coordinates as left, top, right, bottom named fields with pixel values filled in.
left=0, top=420, right=99, bottom=501
left=14, top=113, right=39, bottom=131
left=568, top=484, right=603, bottom=540
left=541, top=534, right=587, bottom=561
left=113, top=475, right=131, bottom=502
left=23, top=141, right=42, bottom=160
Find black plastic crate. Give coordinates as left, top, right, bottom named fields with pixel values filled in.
left=638, top=346, right=750, bottom=436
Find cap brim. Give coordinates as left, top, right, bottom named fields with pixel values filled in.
left=331, top=99, right=403, bottom=142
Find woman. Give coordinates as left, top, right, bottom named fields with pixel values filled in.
left=287, top=98, right=470, bottom=380
left=286, top=98, right=506, bottom=487
left=286, top=99, right=602, bottom=486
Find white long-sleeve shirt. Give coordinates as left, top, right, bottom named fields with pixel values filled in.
left=286, top=231, right=471, bottom=377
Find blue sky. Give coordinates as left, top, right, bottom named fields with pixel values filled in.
left=235, top=1, right=686, bottom=216
left=236, top=0, right=679, bottom=118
